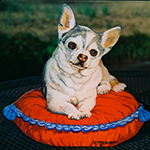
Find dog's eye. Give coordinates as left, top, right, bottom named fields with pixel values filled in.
left=90, top=49, right=98, bottom=56
left=68, top=42, right=77, bottom=50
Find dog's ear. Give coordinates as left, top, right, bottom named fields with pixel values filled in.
left=101, top=26, right=121, bottom=56
left=58, top=4, right=76, bottom=39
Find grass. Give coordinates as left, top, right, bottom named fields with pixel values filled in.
left=0, top=32, right=57, bottom=64
left=101, top=4, right=109, bottom=16
left=1, top=1, right=150, bottom=81
left=1, top=2, right=150, bottom=39
left=82, top=4, right=97, bottom=19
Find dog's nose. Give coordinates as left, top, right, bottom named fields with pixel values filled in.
left=77, top=54, right=88, bottom=62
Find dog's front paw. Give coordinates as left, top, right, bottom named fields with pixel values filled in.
left=97, top=81, right=111, bottom=95
left=80, top=110, right=91, bottom=118
left=68, top=112, right=84, bottom=120
left=112, top=83, right=126, bottom=92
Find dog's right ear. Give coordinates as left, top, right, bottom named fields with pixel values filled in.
left=58, top=4, right=76, bottom=39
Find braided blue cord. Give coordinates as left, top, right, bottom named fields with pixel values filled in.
left=3, top=103, right=150, bottom=133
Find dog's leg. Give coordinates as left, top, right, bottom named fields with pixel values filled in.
left=78, top=89, right=97, bottom=118
left=97, top=60, right=126, bottom=94
left=46, top=89, right=84, bottom=120
left=97, top=60, right=111, bottom=94
left=110, top=75, right=126, bottom=92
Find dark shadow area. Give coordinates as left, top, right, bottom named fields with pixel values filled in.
left=0, top=32, right=57, bottom=82
left=0, top=57, right=43, bottom=82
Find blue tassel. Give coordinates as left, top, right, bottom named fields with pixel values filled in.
left=139, top=109, right=150, bottom=122
left=3, top=104, right=16, bottom=121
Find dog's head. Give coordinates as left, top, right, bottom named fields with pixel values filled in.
left=58, top=4, right=121, bottom=70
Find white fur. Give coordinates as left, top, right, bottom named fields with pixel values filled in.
left=43, top=41, right=102, bottom=120
left=97, top=80, right=111, bottom=94
left=110, top=75, right=127, bottom=92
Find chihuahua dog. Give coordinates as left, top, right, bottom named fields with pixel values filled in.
left=42, top=4, right=126, bottom=120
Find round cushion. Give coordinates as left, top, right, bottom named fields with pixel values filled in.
left=4, top=88, right=149, bottom=147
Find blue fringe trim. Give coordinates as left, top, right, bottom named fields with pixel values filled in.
left=3, top=103, right=150, bottom=133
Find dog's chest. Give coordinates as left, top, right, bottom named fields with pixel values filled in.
left=59, top=67, right=102, bottom=92
left=59, top=71, right=88, bottom=90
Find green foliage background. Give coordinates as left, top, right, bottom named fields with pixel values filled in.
left=0, top=1, right=150, bottom=82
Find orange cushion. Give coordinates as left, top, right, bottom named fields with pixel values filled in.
left=3, top=88, right=150, bottom=147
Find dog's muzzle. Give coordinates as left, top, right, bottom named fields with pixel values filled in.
left=70, top=53, right=88, bottom=70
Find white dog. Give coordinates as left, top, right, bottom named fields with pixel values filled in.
left=42, top=4, right=126, bottom=120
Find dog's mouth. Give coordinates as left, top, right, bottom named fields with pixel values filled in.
left=70, top=61, right=87, bottom=70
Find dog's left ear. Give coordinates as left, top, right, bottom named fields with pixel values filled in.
left=58, top=4, right=76, bottom=39
left=101, top=26, right=121, bottom=56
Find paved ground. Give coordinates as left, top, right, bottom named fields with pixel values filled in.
left=108, top=61, right=150, bottom=71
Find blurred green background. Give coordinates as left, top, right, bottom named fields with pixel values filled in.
left=1, top=0, right=150, bottom=82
